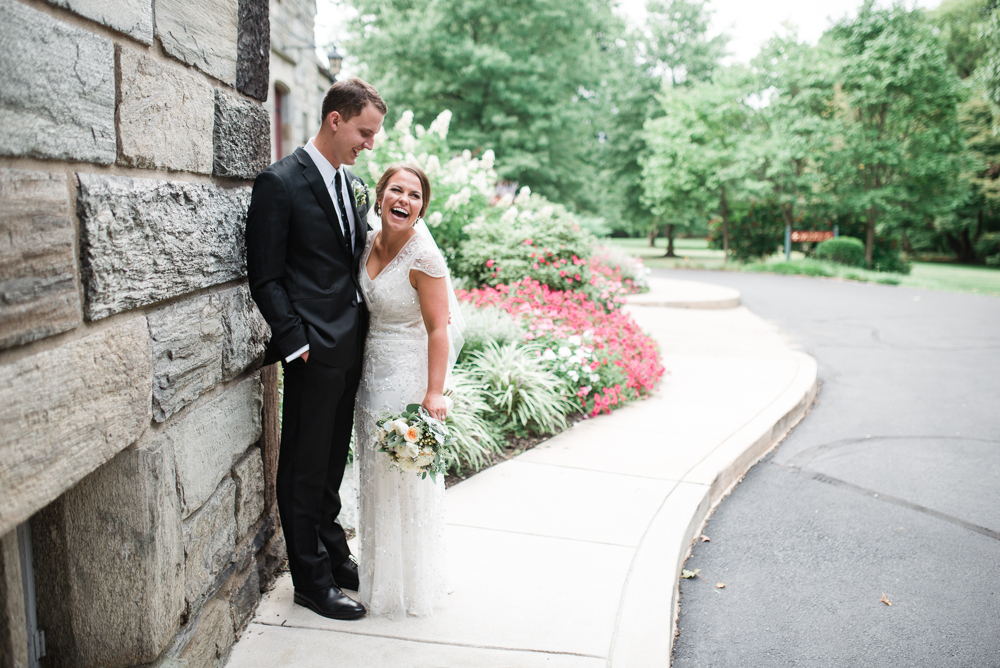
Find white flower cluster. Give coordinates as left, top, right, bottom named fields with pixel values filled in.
left=541, top=332, right=600, bottom=389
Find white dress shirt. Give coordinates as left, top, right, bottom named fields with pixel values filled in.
left=285, top=139, right=361, bottom=363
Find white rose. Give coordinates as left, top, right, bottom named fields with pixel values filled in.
left=393, top=419, right=409, bottom=436
left=404, top=442, right=420, bottom=458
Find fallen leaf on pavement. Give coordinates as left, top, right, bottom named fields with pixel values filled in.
left=681, top=569, right=700, bottom=579
left=716, top=582, right=726, bottom=589
left=699, top=534, right=711, bottom=542
left=880, top=594, right=892, bottom=606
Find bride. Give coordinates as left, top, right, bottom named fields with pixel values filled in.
left=354, top=164, right=460, bottom=618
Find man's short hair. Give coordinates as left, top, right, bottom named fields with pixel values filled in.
left=321, top=77, right=387, bottom=122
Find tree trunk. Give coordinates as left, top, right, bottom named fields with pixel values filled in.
left=865, top=207, right=877, bottom=268
left=647, top=227, right=658, bottom=247
left=901, top=227, right=914, bottom=254
left=664, top=224, right=677, bottom=257
left=720, top=185, right=730, bottom=264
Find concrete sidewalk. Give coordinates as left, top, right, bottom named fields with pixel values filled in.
left=226, top=277, right=817, bottom=667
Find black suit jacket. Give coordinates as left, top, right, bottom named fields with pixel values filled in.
left=246, top=147, right=370, bottom=367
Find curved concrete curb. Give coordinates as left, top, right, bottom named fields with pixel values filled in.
left=609, top=352, right=818, bottom=668
left=627, top=277, right=741, bottom=309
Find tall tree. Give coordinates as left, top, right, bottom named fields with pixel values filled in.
left=346, top=0, right=620, bottom=210
left=643, top=0, right=729, bottom=86
left=831, top=1, right=966, bottom=266
left=641, top=67, right=752, bottom=259
left=601, top=0, right=728, bottom=242
left=743, top=34, right=837, bottom=252
left=929, top=0, right=991, bottom=79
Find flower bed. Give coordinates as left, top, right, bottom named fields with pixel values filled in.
left=459, top=278, right=664, bottom=416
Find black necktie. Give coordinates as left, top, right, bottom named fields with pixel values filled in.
left=333, top=170, right=352, bottom=252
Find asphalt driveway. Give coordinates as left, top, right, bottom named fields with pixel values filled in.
left=656, top=269, right=1000, bottom=668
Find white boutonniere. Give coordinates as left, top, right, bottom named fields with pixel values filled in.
left=352, top=180, right=369, bottom=207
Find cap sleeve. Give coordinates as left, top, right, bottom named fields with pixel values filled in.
left=410, top=240, right=448, bottom=278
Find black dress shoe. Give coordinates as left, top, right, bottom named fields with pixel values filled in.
left=331, top=556, right=360, bottom=591
left=294, top=586, right=366, bottom=620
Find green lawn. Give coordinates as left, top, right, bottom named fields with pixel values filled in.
left=605, top=237, right=1000, bottom=297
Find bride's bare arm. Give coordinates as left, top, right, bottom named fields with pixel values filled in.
left=413, top=269, right=450, bottom=420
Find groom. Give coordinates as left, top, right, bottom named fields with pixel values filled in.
left=246, top=78, right=386, bottom=620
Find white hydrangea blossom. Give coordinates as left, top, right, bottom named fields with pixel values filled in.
left=500, top=206, right=518, bottom=225
left=400, top=133, right=417, bottom=153
left=481, top=149, right=495, bottom=170
left=538, top=205, right=555, bottom=219
left=425, top=154, right=441, bottom=176
left=496, top=193, right=514, bottom=209
left=427, top=211, right=444, bottom=227
left=394, top=110, right=414, bottom=134
left=429, top=110, right=452, bottom=139
left=515, top=185, right=532, bottom=205
left=415, top=124, right=426, bottom=138
left=445, top=187, right=472, bottom=210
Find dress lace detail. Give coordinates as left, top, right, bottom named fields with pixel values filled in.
left=354, top=231, right=448, bottom=619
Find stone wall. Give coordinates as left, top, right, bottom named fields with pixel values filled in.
left=0, top=0, right=282, bottom=666
left=267, top=0, right=333, bottom=162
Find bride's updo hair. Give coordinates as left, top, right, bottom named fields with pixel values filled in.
left=375, top=164, right=431, bottom=219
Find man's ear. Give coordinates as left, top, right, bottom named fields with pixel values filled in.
left=327, top=111, right=342, bottom=131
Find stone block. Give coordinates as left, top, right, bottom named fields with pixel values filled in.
left=159, top=376, right=263, bottom=517
left=232, top=447, right=264, bottom=538
left=183, top=478, right=237, bottom=611
left=0, top=169, right=81, bottom=350
left=0, top=530, right=28, bottom=668
left=237, top=0, right=269, bottom=101
left=179, top=598, right=234, bottom=668
left=260, top=364, right=281, bottom=510
left=31, top=437, right=184, bottom=668
left=226, top=565, right=260, bottom=635
left=0, top=317, right=152, bottom=536
left=77, top=173, right=250, bottom=320
left=155, top=0, right=238, bottom=85
left=219, top=284, right=269, bottom=381
left=41, top=0, right=153, bottom=43
left=148, top=295, right=224, bottom=422
left=213, top=89, right=270, bottom=180
left=0, top=0, right=115, bottom=164
left=117, top=46, right=214, bottom=174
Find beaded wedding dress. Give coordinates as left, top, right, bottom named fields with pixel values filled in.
left=354, top=230, right=450, bottom=619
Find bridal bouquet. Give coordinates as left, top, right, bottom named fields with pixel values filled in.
left=376, top=404, right=455, bottom=479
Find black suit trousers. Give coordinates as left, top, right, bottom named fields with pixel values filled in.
left=276, top=339, right=363, bottom=592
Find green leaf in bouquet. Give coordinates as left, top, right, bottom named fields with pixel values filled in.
left=406, top=404, right=422, bottom=413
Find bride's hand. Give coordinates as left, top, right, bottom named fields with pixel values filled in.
left=421, top=392, right=448, bottom=421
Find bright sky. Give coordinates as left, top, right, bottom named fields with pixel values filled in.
left=315, top=0, right=943, bottom=77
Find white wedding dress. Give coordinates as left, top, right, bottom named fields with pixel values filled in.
left=354, top=230, right=449, bottom=619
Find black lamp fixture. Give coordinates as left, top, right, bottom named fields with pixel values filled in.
left=327, top=44, right=343, bottom=77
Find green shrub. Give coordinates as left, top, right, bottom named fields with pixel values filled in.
left=872, top=241, right=911, bottom=274
left=442, top=368, right=504, bottom=474
left=816, top=236, right=865, bottom=267
left=708, top=201, right=785, bottom=262
left=975, top=232, right=1000, bottom=266
left=465, top=341, right=574, bottom=437
left=458, top=303, right=525, bottom=363
left=457, top=190, right=600, bottom=298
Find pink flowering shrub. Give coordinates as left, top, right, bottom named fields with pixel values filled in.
left=459, top=278, right=664, bottom=417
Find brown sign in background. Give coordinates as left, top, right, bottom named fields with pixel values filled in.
left=790, top=230, right=835, bottom=243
